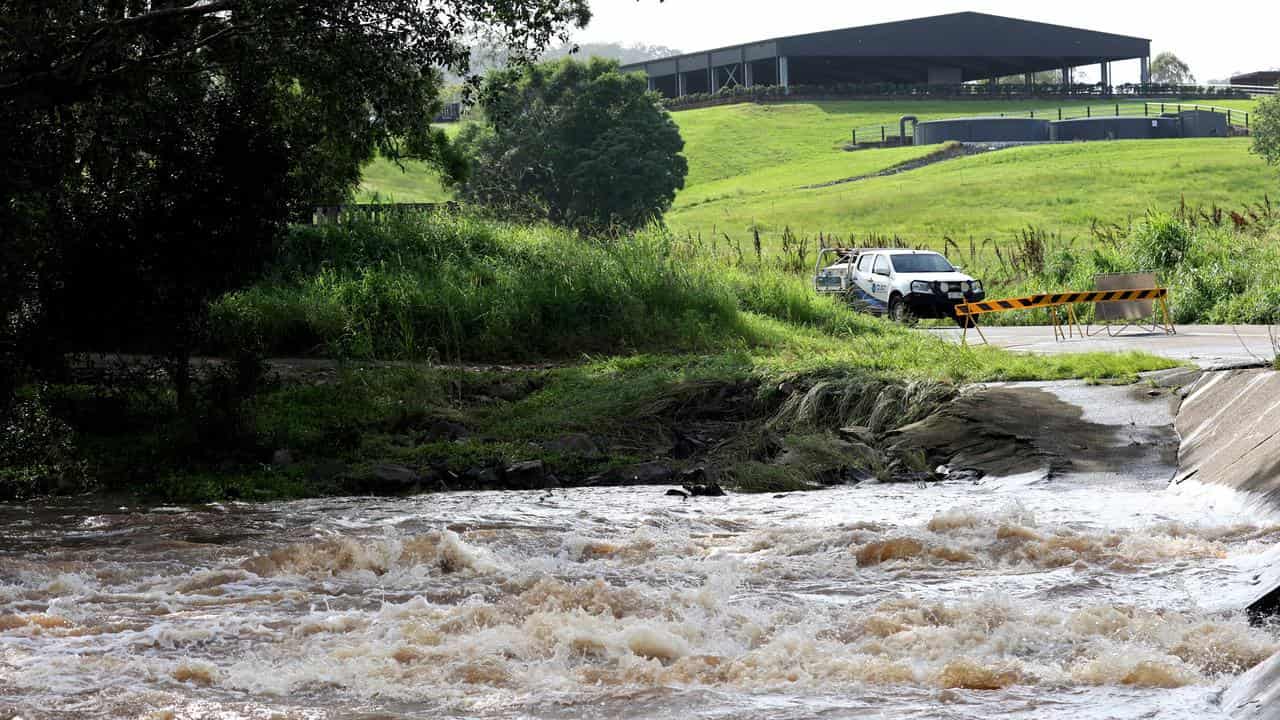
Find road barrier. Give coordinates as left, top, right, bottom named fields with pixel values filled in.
left=956, top=287, right=1174, bottom=345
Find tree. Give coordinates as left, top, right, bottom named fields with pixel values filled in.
left=1251, top=93, right=1280, bottom=168
left=542, top=42, right=681, bottom=65
left=1149, top=52, right=1195, bottom=85
left=456, top=57, right=688, bottom=234
left=0, top=1, right=590, bottom=411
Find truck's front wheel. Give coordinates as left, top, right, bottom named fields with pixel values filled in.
left=887, top=294, right=910, bottom=324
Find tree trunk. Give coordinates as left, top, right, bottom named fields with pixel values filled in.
left=171, top=351, right=193, bottom=416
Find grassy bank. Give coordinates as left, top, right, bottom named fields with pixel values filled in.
left=207, top=212, right=1182, bottom=370
left=8, top=212, right=1178, bottom=503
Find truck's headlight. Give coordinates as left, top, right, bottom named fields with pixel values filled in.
left=970, top=280, right=983, bottom=293
left=911, top=280, right=932, bottom=293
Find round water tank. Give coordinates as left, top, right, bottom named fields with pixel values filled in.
left=1049, top=117, right=1180, bottom=142
left=913, top=117, right=1051, bottom=145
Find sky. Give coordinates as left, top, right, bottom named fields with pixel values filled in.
left=568, top=1, right=1279, bottom=84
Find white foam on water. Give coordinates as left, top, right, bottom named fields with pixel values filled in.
left=2, top=483, right=1279, bottom=719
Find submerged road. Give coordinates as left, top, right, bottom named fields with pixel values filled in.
left=929, top=324, right=1277, bottom=368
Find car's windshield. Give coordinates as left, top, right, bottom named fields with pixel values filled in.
left=891, top=253, right=955, bottom=274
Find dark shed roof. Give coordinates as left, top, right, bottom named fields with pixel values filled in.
left=621, top=12, right=1149, bottom=72
left=775, top=12, right=1148, bottom=58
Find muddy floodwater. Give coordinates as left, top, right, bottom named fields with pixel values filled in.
left=3, top=474, right=1280, bottom=719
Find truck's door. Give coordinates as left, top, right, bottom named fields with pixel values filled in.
left=870, top=254, right=894, bottom=307
left=851, top=253, right=886, bottom=314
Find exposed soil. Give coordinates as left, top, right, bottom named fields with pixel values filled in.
left=803, top=142, right=1008, bottom=189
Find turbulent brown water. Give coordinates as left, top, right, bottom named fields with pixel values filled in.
left=3, top=475, right=1279, bottom=719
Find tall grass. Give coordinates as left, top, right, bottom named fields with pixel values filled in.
left=972, top=205, right=1280, bottom=326
left=210, top=213, right=747, bottom=361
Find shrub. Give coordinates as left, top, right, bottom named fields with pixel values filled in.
left=0, top=389, right=89, bottom=499
left=457, top=58, right=688, bottom=234
left=1130, top=213, right=1194, bottom=270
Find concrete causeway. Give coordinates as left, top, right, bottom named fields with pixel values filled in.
left=930, top=324, right=1277, bottom=368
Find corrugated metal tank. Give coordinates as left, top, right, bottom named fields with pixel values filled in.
left=1178, top=110, right=1228, bottom=137
left=1049, top=116, right=1180, bottom=141
left=913, top=117, right=1051, bottom=145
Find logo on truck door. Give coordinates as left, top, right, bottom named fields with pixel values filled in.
left=873, top=282, right=888, bottom=294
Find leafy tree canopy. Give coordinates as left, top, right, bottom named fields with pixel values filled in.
left=1252, top=94, right=1280, bottom=169
left=1149, top=52, right=1195, bottom=85
left=456, top=57, right=687, bottom=234
left=0, top=0, right=590, bottom=408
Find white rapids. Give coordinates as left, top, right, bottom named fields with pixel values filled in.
left=2, top=473, right=1279, bottom=719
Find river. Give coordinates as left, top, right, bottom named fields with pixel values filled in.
left=2, top=472, right=1278, bottom=719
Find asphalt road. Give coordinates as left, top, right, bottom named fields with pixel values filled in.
left=928, top=324, right=1278, bottom=368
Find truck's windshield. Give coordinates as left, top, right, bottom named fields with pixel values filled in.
left=891, top=254, right=955, bottom=274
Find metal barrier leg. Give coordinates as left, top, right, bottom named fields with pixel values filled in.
left=1067, top=305, right=1086, bottom=338
left=960, top=313, right=987, bottom=346
left=1158, top=295, right=1177, bottom=335
left=974, top=318, right=987, bottom=345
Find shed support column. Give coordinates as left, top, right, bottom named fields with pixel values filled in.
left=677, top=72, right=687, bottom=97
left=744, top=60, right=754, bottom=88
left=779, top=56, right=789, bottom=94
left=1025, top=73, right=1033, bottom=92
left=707, top=53, right=714, bottom=93
left=988, top=76, right=997, bottom=94
left=1101, top=61, right=1111, bottom=94
left=1140, top=56, right=1150, bottom=85
left=1062, top=67, right=1072, bottom=91
left=647, top=76, right=654, bottom=92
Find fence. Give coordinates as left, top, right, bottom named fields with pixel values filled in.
left=1207, top=83, right=1278, bottom=97
left=311, top=202, right=456, bottom=225
left=848, top=101, right=1251, bottom=147
left=662, top=82, right=1252, bottom=112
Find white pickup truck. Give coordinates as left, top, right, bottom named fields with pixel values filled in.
left=814, top=247, right=985, bottom=324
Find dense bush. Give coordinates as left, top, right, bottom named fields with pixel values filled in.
left=1253, top=92, right=1280, bottom=168
left=0, top=389, right=89, bottom=499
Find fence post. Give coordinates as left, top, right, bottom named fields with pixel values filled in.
left=1144, top=102, right=1148, bottom=117
left=1087, top=105, right=1091, bottom=118
left=881, top=126, right=886, bottom=143
left=1058, top=107, right=1062, bottom=121
left=1161, top=103, right=1165, bottom=114
left=852, top=129, right=856, bottom=145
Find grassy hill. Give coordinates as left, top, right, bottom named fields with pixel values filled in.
left=356, top=98, right=1272, bottom=250
left=674, top=99, right=1115, bottom=186
left=358, top=157, right=454, bottom=203
left=668, top=137, right=1273, bottom=250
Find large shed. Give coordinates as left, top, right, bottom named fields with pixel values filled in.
left=1231, top=71, right=1280, bottom=88
left=621, top=12, right=1151, bottom=97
